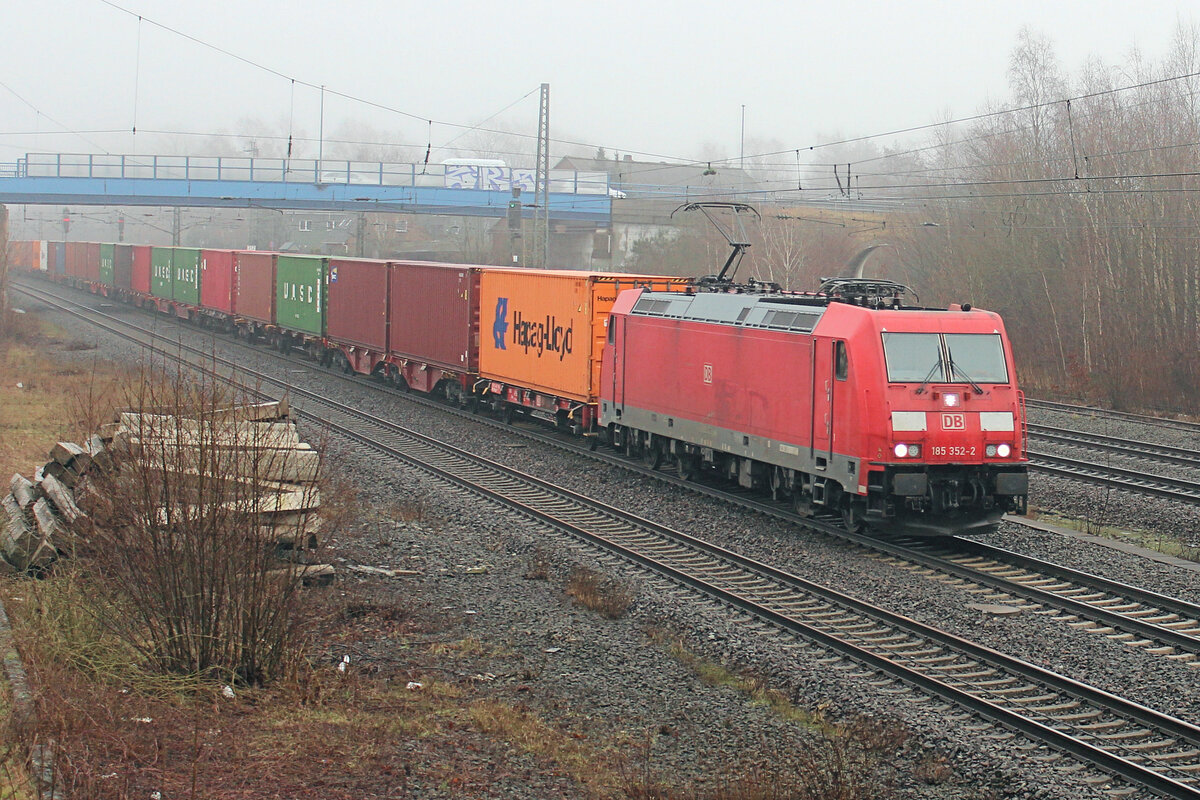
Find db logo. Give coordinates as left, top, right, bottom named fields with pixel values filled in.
left=941, top=413, right=965, bottom=430
left=703, top=364, right=713, bottom=384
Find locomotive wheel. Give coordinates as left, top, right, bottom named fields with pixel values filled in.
left=841, top=500, right=866, bottom=533
left=642, top=444, right=662, bottom=469
left=624, top=433, right=637, bottom=459
left=792, top=492, right=813, bottom=517
left=676, top=455, right=698, bottom=481
left=769, top=468, right=785, bottom=501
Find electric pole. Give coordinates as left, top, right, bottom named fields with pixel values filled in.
left=533, top=83, right=550, bottom=267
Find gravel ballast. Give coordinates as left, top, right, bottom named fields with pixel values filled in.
left=14, top=283, right=1200, bottom=798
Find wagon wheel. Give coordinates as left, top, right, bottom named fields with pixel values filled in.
left=503, top=405, right=516, bottom=425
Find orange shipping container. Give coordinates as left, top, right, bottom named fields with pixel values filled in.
left=478, top=269, right=689, bottom=403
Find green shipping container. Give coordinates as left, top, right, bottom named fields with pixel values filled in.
left=151, top=247, right=173, bottom=299
left=99, top=243, right=115, bottom=287
left=172, top=248, right=201, bottom=305
left=275, top=255, right=326, bottom=336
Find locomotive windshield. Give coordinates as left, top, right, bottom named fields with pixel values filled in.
left=944, top=333, right=1008, bottom=383
left=880, top=333, right=941, bottom=382
left=882, top=332, right=1009, bottom=384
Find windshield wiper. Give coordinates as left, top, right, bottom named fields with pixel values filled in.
left=914, top=358, right=944, bottom=395
left=949, top=360, right=984, bottom=394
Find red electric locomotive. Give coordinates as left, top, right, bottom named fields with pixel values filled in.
left=599, top=277, right=1029, bottom=536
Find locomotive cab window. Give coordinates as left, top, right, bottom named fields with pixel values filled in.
left=882, top=332, right=942, bottom=383
left=882, top=332, right=1008, bottom=385
left=835, top=341, right=848, bottom=381
left=945, top=333, right=1008, bottom=384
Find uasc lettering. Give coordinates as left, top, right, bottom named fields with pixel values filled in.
left=512, top=311, right=573, bottom=361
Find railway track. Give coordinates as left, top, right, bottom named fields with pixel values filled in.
left=20, top=280, right=1200, bottom=664
left=1028, top=398, right=1200, bottom=438
left=1029, top=424, right=1200, bottom=470
left=1026, top=449, right=1200, bottom=505
left=17, top=280, right=1200, bottom=797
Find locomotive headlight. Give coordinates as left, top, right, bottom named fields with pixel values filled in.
left=996, top=443, right=1011, bottom=458
left=907, top=444, right=921, bottom=457
left=943, top=393, right=960, bottom=408
left=894, top=443, right=909, bottom=458
left=985, top=444, right=997, bottom=457
left=894, top=443, right=921, bottom=458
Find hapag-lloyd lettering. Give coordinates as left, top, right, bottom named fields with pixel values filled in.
left=512, top=311, right=573, bottom=361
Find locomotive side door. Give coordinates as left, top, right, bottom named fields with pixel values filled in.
left=811, top=338, right=834, bottom=461
left=607, top=313, right=625, bottom=418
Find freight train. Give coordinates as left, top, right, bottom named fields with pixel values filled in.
left=6, top=239, right=1028, bottom=536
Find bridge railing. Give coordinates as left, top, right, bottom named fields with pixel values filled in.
left=16, top=153, right=615, bottom=196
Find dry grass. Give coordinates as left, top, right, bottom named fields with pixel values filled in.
left=1028, top=508, right=1200, bottom=563
left=565, top=566, right=634, bottom=618
left=0, top=345, right=104, bottom=482
left=0, top=327, right=134, bottom=480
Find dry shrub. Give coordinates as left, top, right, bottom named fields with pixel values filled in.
left=565, top=566, right=633, bottom=618
left=70, top=359, right=322, bottom=686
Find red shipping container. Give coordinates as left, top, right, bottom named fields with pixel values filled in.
left=326, top=258, right=389, bottom=351
left=200, top=249, right=237, bottom=315
left=114, top=244, right=134, bottom=290
left=65, top=242, right=81, bottom=278
left=84, top=242, right=101, bottom=282
left=131, top=245, right=152, bottom=294
left=234, top=251, right=277, bottom=323
left=387, top=261, right=480, bottom=373
left=9, top=241, right=35, bottom=270
left=48, top=242, right=64, bottom=275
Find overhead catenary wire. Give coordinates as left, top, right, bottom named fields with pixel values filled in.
left=0, top=80, right=113, bottom=154
left=90, top=0, right=700, bottom=167
left=14, top=7, right=1200, bottom=227
left=8, top=0, right=1200, bottom=196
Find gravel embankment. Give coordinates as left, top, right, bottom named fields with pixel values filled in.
left=16, top=285, right=1199, bottom=799
left=1024, top=404, right=1200, bottom=552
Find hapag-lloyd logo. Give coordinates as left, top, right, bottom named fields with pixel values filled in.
left=513, top=310, right=574, bottom=361
left=492, top=297, right=574, bottom=361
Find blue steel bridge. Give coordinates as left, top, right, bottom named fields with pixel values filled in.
left=0, top=153, right=615, bottom=223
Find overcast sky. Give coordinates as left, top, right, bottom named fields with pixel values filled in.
left=2, top=0, right=1197, bottom=168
